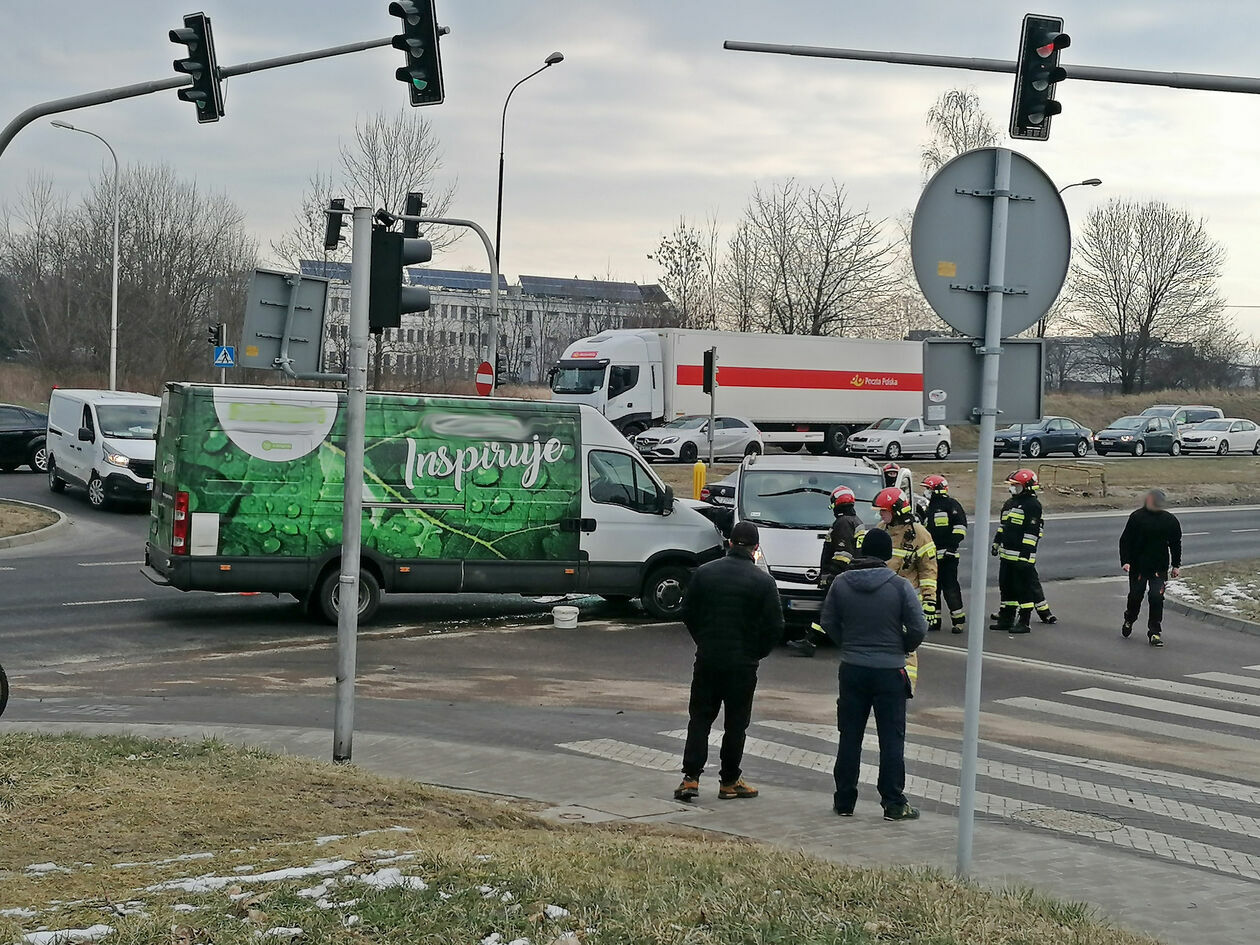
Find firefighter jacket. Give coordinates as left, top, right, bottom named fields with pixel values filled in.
left=921, top=495, right=968, bottom=558
left=995, top=491, right=1042, bottom=564
left=819, top=509, right=862, bottom=581
left=876, top=516, right=938, bottom=606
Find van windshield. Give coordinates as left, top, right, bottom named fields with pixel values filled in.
left=739, top=470, right=882, bottom=529
left=551, top=366, right=605, bottom=395
left=98, top=405, right=159, bottom=439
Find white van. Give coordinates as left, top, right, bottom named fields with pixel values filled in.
left=46, top=389, right=161, bottom=508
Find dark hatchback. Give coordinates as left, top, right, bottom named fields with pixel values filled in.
left=992, top=416, right=1093, bottom=458
left=0, top=403, right=48, bottom=473
left=1094, top=415, right=1182, bottom=456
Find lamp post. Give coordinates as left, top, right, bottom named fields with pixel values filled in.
left=53, top=120, right=120, bottom=391
left=1059, top=177, right=1102, bottom=194
left=495, top=52, right=564, bottom=266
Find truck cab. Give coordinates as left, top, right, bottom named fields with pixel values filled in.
left=550, top=331, right=663, bottom=437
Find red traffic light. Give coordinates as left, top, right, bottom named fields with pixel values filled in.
left=1035, top=33, right=1071, bottom=58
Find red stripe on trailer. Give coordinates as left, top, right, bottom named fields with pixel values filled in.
left=676, top=364, right=923, bottom=392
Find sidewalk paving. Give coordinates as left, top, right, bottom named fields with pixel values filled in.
left=9, top=718, right=1254, bottom=945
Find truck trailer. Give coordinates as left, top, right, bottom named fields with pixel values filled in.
left=549, top=329, right=922, bottom=455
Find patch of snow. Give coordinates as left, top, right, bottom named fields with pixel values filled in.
left=343, top=916, right=360, bottom=929
left=438, top=892, right=452, bottom=901
left=296, top=882, right=332, bottom=900
left=507, top=939, right=529, bottom=945
left=480, top=935, right=503, bottom=945
left=254, top=928, right=302, bottom=940
left=543, top=905, right=570, bottom=920
left=171, top=906, right=198, bottom=914
left=21, top=925, right=113, bottom=945
left=1, top=908, right=39, bottom=919
left=24, top=864, right=70, bottom=876
left=337, top=899, right=360, bottom=909
left=234, top=866, right=256, bottom=874
left=148, top=859, right=356, bottom=894
left=352, top=868, right=428, bottom=891
left=473, top=854, right=493, bottom=862
left=109, top=903, right=147, bottom=918
left=314, top=899, right=336, bottom=911
left=371, top=852, right=417, bottom=865
left=312, top=836, right=345, bottom=847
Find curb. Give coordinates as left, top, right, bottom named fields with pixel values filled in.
left=1164, top=597, right=1260, bottom=638
left=0, top=498, right=69, bottom=550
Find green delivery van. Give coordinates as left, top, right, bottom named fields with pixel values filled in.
left=143, top=383, right=723, bottom=622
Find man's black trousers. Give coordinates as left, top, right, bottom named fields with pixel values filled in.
left=682, top=659, right=758, bottom=784
left=1125, top=571, right=1167, bottom=635
left=833, top=662, right=909, bottom=813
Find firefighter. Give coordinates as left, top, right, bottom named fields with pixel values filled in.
left=991, top=469, right=1042, bottom=634
left=882, top=462, right=902, bottom=489
left=873, top=487, right=937, bottom=694
left=1026, top=481, right=1058, bottom=624
left=920, top=474, right=968, bottom=633
left=791, top=486, right=862, bottom=658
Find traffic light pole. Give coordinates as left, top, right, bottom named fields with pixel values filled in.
left=0, top=36, right=394, bottom=161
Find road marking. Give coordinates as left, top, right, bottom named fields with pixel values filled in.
left=1064, top=539, right=1097, bottom=544
left=1189, top=672, right=1260, bottom=691
left=1065, top=688, right=1260, bottom=731
left=1183, top=531, right=1211, bottom=537
left=77, top=560, right=143, bottom=568
left=62, top=598, right=145, bottom=607
left=0, top=566, right=15, bottom=571
left=1229, top=528, right=1260, bottom=534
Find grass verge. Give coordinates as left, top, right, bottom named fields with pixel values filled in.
left=0, top=500, right=57, bottom=539
left=1169, top=558, right=1260, bottom=623
left=0, top=734, right=1164, bottom=945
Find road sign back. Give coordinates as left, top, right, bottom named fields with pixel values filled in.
left=911, top=147, right=1070, bottom=338
left=213, top=345, right=236, bottom=368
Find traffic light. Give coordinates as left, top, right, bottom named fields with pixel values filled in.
left=402, top=192, right=426, bottom=239
left=389, top=1, right=446, bottom=107
left=702, top=348, right=717, bottom=394
left=1010, top=14, right=1070, bottom=141
left=207, top=322, right=224, bottom=346
left=368, top=228, right=432, bottom=332
left=323, top=198, right=347, bottom=251
left=495, top=352, right=507, bottom=384
left=170, top=12, right=225, bottom=124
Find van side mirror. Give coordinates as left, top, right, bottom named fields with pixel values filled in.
left=78, top=427, right=93, bottom=443
left=659, top=484, right=675, bottom=515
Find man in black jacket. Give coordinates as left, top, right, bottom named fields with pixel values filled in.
left=1119, top=489, right=1183, bottom=647
left=675, top=520, right=784, bottom=801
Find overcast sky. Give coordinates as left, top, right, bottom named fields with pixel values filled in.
left=3, top=0, right=1260, bottom=337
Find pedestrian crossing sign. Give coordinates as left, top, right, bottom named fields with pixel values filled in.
left=213, top=345, right=236, bottom=368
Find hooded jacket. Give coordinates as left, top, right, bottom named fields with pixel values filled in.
left=819, top=557, right=928, bottom=669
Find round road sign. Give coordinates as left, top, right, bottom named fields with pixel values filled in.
left=475, top=361, right=495, bottom=396
left=911, top=147, right=1070, bottom=338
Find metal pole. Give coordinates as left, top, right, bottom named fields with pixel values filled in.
left=707, top=348, right=717, bottom=465
left=332, top=205, right=372, bottom=764
left=956, top=147, right=1012, bottom=877
left=495, top=60, right=558, bottom=264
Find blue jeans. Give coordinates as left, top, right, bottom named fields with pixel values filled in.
left=834, top=662, right=909, bottom=812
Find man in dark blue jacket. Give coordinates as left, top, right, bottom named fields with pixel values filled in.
left=675, top=520, right=784, bottom=802
left=820, top=528, right=927, bottom=821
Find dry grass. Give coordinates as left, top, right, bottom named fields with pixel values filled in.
left=1170, top=558, right=1260, bottom=623
left=0, top=500, right=57, bottom=539
left=0, top=734, right=1164, bottom=945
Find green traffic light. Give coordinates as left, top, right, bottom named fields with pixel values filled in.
left=412, top=78, right=428, bottom=91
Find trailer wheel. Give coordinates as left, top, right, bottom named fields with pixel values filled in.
left=640, top=563, right=690, bottom=620
left=780, top=443, right=802, bottom=453
left=315, top=567, right=381, bottom=625
left=824, top=425, right=849, bottom=455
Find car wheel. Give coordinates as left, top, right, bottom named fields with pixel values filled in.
left=315, top=567, right=382, bottom=625
left=0, top=662, right=8, bottom=719
left=1133, top=441, right=1146, bottom=457
left=48, top=458, right=66, bottom=493
left=1252, top=439, right=1260, bottom=456
left=935, top=440, right=951, bottom=459
left=1074, top=439, right=1089, bottom=458
left=1170, top=440, right=1182, bottom=457
left=29, top=441, right=48, bottom=473
left=780, top=443, right=802, bottom=453
left=1026, top=439, right=1043, bottom=458
left=824, top=425, right=849, bottom=456
left=679, top=441, right=698, bottom=464
left=1217, top=441, right=1230, bottom=456
left=87, top=472, right=109, bottom=509
left=1095, top=448, right=1108, bottom=456
left=744, top=441, right=763, bottom=457
left=641, top=563, right=690, bottom=620
left=885, top=442, right=902, bottom=460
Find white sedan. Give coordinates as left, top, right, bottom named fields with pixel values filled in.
left=1179, top=418, right=1260, bottom=455
left=846, top=417, right=952, bottom=460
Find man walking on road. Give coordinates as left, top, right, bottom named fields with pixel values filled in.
left=820, top=528, right=926, bottom=821
left=675, top=520, right=784, bottom=802
left=1119, top=489, right=1182, bottom=648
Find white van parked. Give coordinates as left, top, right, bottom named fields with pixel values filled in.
left=46, top=389, right=161, bottom=508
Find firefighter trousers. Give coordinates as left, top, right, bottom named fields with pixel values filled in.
left=936, top=554, right=966, bottom=626
left=996, top=559, right=1036, bottom=626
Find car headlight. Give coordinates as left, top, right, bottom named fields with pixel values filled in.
left=1208, top=436, right=1218, bottom=442
left=1119, top=435, right=1132, bottom=441
left=660, top=436, right=678, bottom=445
left=753, top=547, right=770, bottom=573
left=104, top=451, right=130, bottom=467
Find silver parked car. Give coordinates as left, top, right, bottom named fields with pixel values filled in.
left=632, top=416, right=763, bottom=463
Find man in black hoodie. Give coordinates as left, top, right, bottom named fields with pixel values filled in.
left=1119, top=489, right=1183, bottom=647
left=675, top=520, right=784, bottom=802
left=820, top=528, right=927, bottom=821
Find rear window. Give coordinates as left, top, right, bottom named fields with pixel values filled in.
left=1184, top=409, right=1221, bottom=423
left=1141, top=406, right=1176, bottom=418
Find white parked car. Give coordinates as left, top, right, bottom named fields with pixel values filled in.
left=632, top=415, right=763, bottom=463
left=1179, top=418, right=1260, bottom=455
left=846, top=417, right=951, bottom=460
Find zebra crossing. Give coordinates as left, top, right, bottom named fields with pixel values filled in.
left=558, top=661, right=1260, bottom=884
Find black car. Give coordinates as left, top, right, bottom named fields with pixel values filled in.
left=992, top=416, right=1093, bottom=459
left=0, top=403, right=48, bottom=473
left=700, top=470, right=738, bottom=507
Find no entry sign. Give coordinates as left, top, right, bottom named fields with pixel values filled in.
left=475, top=361, right=495, bottom=396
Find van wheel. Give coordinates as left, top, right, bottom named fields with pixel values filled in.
left=87, top=473, right=109, bottom=509
left=48, top=458, right=66, bottom=493
left=641, top=564, right=690, bottom=620
left=315, top=567, right=382, bottom=625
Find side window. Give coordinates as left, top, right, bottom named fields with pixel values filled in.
left=0, top=406, right=25, bottom=429
left=1232, top=421, right=1245, bottom=432
left=587, top=451, right=660, bottom=513
left=607, top=365, right=640, bottom=399
left=719, top=418, right=743, bottom=431
left=1245, top=421, right=1258, bottom=432
left=1047, top=419, right=1064, bottom=431
left=81, top=405, right=96, bottom=437
left=905, top=418, right=923, bottom=433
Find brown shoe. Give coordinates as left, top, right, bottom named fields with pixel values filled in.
left=673, top=778, right=700, bottom=801
left=718, top=778, right=759, bottom=800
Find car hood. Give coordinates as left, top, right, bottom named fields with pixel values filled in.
left=1096, top=427, right=1140, bottom=437
left=850, top=430, right=893, bottom=441
left=104, top=438, right=156, bottom=461
left=754, top=522, right=828, bottom=575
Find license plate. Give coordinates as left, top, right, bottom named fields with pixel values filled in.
left=786, top=599, right=822, bottom=612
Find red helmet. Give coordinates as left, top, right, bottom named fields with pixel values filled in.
left=873, top=487, right=912, bottom=517
left=830, top=485, right=857, bottom=511
left=922, top=474, right=949, bottom=494
left=1007, top=468, right=1038, bottom=489
left=882, top=462, right=901, bottom=476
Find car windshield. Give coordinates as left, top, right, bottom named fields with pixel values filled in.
left=738, top=469, right=882, bottom=529
left=1193, top=420, right=1231, bottom=431
left=1109, top=416, right=1146, bottom=430
left=868, top=418, right=905, bottom=431
left=661, top=417, right=707, bottom=430
left=550, top=366, right=605, bottom=394
left=97, top=405, right=159, bottom=439
left=1141, top=406, right=1176, bottom=418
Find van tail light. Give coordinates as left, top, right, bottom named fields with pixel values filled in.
left=172, top=490, right=190, bottom=555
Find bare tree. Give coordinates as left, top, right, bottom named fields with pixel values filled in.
left=1065, top=199, right=1229, bottom=393
left=1043, top=338, right=1094, bottom=390
left=921, top=88, right=998, bottom=177
left=649, top=217, right=710, bottom=328
left=718, top=220, right=758, bottom=332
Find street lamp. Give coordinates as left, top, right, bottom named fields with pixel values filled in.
left=495, top=51, right=564, bottom=265
left=1059, top=177, right=1102, bottom=194
left=52, top=120, right=120, bottom=391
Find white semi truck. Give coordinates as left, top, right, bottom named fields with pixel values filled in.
left=549, top=329, right=923, bottom=455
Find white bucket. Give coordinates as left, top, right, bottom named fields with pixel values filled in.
left=552, top=605, right=580, bottom=630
